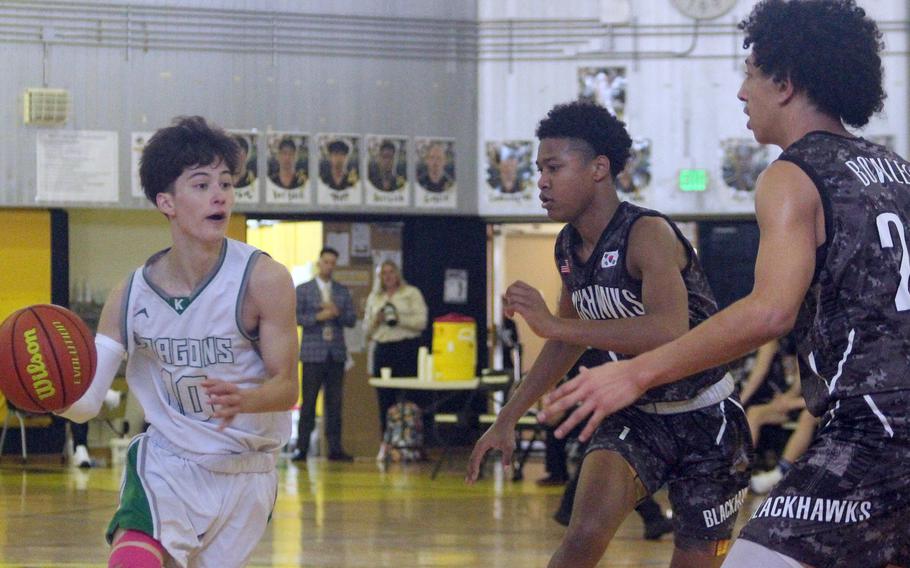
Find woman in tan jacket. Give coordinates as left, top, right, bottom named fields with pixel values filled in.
left=364, top=260, right=428, bottom=432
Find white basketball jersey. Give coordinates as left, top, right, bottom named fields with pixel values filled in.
left=122, top=238, right=291, bottom=456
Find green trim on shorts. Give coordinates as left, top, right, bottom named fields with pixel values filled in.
left=106, top=438, right=155, bottom=544
left=267, top=474, right=278, bottom=526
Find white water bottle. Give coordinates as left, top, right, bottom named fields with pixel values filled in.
left=417, top=346, right=429, bottom=381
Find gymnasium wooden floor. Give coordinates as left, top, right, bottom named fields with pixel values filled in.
left=0, top=450, right=759, bottom=567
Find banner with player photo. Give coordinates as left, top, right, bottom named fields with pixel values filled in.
left=130, top=131, right=154, bottom=199
left=265, top=132, right=310, bottom=205
left=365, top=135, right=408, bottom=207
left=480, top=140, right=536, bottom=215
left=414, top=137, right=456, bottom=209
left=617, top=138, right=652, bottom=202
left=578, top=66, right=626, bottom=120
left=721, top=138, right=772, bottom=199
left=229, top=130, right=259, bottom=204
left=316, top=134, right=362, bottom=206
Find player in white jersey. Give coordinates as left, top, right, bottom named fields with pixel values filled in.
left=58, top=116, right=299, bottom=568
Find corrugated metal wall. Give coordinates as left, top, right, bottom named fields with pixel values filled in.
left=0, top=0, right=479, bottom=214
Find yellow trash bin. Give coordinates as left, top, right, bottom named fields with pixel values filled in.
left=432, top=313, right=476, bottom=381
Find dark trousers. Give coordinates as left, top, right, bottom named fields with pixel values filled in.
left=373, top=337, right=423, bottom=432
left=71, top=421, right=88, bottom=447
left=544, top=426, right=570, bottom=480
left=298, top=359, right=346, bottom=455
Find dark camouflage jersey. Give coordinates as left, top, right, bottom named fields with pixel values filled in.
left=587, top=400, right=753, bottom=541
left=554, top=201, right=726, bottom=403
left=738, top=391, right=910, bottom=567
left=778, top=132, right=910, bottom=416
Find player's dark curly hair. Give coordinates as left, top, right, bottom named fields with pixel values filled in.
left=140, top=116, right=240, bottom=203
left=536, top=101, right=631, bottom=177
left=740, top=0, right=885, bottom=128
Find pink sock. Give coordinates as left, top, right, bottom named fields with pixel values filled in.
left=109, top=530, right=165, bottom=568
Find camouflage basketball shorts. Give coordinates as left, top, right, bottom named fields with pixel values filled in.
left=586, top=396, right=753, bottom=541
left=738, top=391, right=910, bottom=568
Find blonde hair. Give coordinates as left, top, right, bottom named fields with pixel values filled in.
left=372, top=260, right=406, bottom=294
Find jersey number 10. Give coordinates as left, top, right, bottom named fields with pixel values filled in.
left=877, top=212, right=910, bottom=312
left=161, top=369, right=215, bottom=420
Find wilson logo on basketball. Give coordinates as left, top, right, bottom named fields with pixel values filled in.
left=22, top=327, right=57, bottom=401
left=52, top=320, right=83, bottom=384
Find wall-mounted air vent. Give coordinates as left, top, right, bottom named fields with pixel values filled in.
left=23, top=88, right=70, bottom=125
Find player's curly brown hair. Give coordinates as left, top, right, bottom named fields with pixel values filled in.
left=140, top=116, right=240, bottom=203
left=739, top=0, right=885, bottom=128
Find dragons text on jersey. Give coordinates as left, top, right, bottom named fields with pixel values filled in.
left=121, top=238, right=291, bottom=456
left=133, top=335, right=234, bottom=368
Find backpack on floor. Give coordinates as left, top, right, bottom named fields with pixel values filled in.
left=382, top=401, right=424, bottom=462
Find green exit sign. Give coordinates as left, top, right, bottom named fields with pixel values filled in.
left=678, top=169, right=708, bottom=192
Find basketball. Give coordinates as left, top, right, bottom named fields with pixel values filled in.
left=0, top=304, right=96, bottom=413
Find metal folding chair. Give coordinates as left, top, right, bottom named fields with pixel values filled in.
left=474, top=343, right=547, bottom=481
left=0, top=402, right=30, bottom=463
left=430, top=371, right=512, bottom=479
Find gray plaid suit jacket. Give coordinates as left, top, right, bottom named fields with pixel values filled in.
left=296, top=279, right=357, bottom=363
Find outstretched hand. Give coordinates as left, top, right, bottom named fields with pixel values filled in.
left=465, top=422, right=515, bottom=484
left=504, top=280, right=557, bottom=338
left=539, top=361, right=645, bottom=442
left=203, top=378, right=244, bottom=431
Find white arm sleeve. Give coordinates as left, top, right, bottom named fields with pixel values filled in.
left=57, top=334, right=126, bottom=423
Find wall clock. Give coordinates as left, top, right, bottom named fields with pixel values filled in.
left=671, top=0, right=737, bottom=20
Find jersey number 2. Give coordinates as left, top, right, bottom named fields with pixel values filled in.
left=876, top=212, right=910, bottom=312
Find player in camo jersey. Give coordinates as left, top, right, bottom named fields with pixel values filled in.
left=542, top=2, right=910, bottom=567
left=466, top=100, right=752, bottom=568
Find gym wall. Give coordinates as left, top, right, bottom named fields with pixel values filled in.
left=0, top=0, right=479, bottom=215
left=478, top=0, right=909, bottom=217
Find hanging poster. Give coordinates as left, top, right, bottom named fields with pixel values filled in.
left=721, top=138, right=771, bottom=198
left=481, top=140, right=536, bottom=214
left=365, top=135, right=408, bottom=206
left=351, top=223, right=371, bottom=258
left=617, top=138, right=652, bottom=202
left=444, top=269, right=468, bottom=304
left=325, top=231, right=351, bottom=267
left=414, top=137, right=457, bottom=209
left=229, top=130, right=259, bottom=204
left=130, top=131, right=154, bottom=199
left=578, top=66, right=626, bottom=120
left=316, top=134, right=362, bottom=206
left=264, top=132, right=310, bottom=205
left=36, top=130, right=119, bottom=203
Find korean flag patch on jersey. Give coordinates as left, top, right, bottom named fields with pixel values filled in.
left=601, top=250, right=619, bottom=268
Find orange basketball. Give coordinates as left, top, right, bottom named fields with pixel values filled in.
left=0, top=304, right=96, bottom=413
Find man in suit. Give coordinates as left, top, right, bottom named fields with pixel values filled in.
left=293, top=247, right=357, bottom=462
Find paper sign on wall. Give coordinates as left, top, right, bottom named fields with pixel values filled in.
left=444, top=269, right=468, bottom=304
left=36, top=130, right=119, bottom=203
left=325, top=232, right=351, bottom=266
